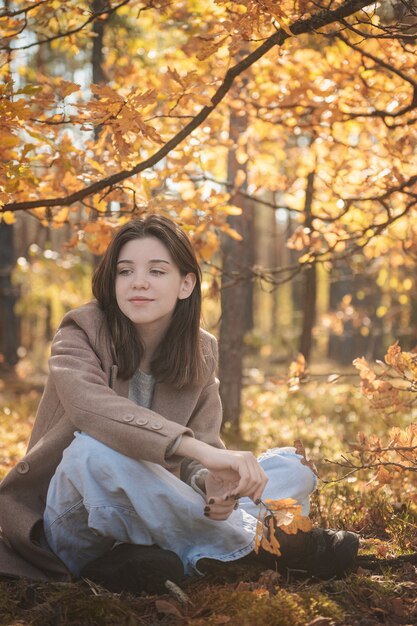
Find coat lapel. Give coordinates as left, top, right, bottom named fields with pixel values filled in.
left=152, top=381, right=189, bottom=424
left=111, top=365, right=129, bottom=398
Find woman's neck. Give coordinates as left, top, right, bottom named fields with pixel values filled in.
left=137, top=325, right=168, bottom=373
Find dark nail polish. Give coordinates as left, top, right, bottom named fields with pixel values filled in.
left=233, top=502, right=239, bottom=510
left=204, top=506, right=210, bottom=512
left=208, top=498, right=215, bottom=505
left=255, top=498, right=261, bottom=505
left=234, top=494, right=240, bottom=500
left=204, top=511, right=210, bottom=517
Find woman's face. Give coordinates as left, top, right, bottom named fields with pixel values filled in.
left=115, top=236, right=195, bottom=338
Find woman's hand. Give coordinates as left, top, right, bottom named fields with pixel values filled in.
left=200, top=447, right=268, bottom=502
left=177, top=437, right=268, bottom=504
left=203, top=470, right=240, bottom=520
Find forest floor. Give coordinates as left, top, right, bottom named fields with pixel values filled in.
left=1, top=366, right=417, bottom=626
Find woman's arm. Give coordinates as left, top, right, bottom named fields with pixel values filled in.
left=177, top=436, right=268, bottom=504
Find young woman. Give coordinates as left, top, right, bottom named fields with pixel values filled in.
left=0, top=216, right=358, bottom=592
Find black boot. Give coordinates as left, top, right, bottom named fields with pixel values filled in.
left=308, top=528, right=360, bottom=579
left=258, top=523, right=359, bottom=579
left=80, top=543, right=184, bottom=594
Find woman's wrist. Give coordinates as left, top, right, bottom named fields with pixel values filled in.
left=176, top=435, right=211, bottom=463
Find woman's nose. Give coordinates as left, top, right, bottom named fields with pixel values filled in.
left=132, top=273, right=150, bottom=289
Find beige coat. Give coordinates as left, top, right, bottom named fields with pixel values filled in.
left=0, top=302, right=223, bottom=580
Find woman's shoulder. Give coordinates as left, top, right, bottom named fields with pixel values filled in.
left=55, top=301, right=113, bottom=356
left=199, top=327, right=217, bottom=348
left=60, top=300, right=105, bottom=330
left=199, top=328, right=219, bottom=370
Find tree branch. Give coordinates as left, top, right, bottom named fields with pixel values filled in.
left=0, top=0, right=49, bottom=18
left=1, top=0, right=371, bottom=214
left=5, top=0, right=133, bottom=51
left=337, top=32, right=417, bottom=90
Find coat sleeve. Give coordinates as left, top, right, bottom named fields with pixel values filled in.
left=48, top=313, right=194, bottom=468
left=180, top=334, right=225, bottom=486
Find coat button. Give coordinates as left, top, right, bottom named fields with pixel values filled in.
left=123, top=415, right=134, bottom=423
left=16, top=461, right=30, bottom=475
left=150, top=421, right=163, bottom=430
left=135, top=417, right=148, bottom=426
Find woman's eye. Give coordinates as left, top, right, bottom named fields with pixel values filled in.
left=150, top=269, right=165, bottom=276
left=118, top=268, right=132, bottom=276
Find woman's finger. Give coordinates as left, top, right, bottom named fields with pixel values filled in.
left=229, top=454, right=254, bottom=494
left=204, top=505, right=236, bottom=520
left=243, top=461, right=269, bottom=502
left=206, top=495, right=236, bottom=506
left=251, top=473, right=269, bottom=503
left=204, top=496, right=237, bottom=521
left=228, top=454, right=268, bottom=500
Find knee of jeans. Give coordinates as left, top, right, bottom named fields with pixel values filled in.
left=257, top=446, right=297, bottom=463
left=63, top=432, right=106, bottom=462
left=297, top=457, right=318, bottom=492
left=65, top=433, right=123, bottom=481
left=260, top=447, right=318, bottom=492
left=87, top=505, right=153, bottom=546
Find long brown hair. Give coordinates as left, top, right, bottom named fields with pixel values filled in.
left=92, top=215, right=204, bottom=387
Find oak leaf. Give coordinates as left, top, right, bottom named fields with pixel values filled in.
left=254, top=498, right=312, bottom=557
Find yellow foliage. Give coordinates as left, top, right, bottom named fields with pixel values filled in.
left=1, top=211, right=16, bottom=224
left=287, top=353, right=307, bottom=392
left=82, top=221, right=117, bottom=255
left=353, top=343, right=417, bottom=492
left=0, top=0, right=415, bottom=275
left=219, top=224, right=243, bottom=241
left=254, top=498, right=312, bottom=557
left=222, top=205, right=242, bottom=216
left=345, top=422, right=417, bottom=496
left=194, top=230, right=220, bottom=260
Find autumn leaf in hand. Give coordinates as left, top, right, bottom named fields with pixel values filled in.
left=254, top=498, right=312, bottom=557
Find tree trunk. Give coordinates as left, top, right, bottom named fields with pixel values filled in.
left=298, top=171, right=316, bottom=361
left=243, top=200, right=255, bottom=334
left=0, top=223, right=19, bottom=370
left=92, top=0, right=107, bottom=86
left=0, top=16, right=19, bottom=371
left=91, top=0, right=109, bottom=268
left=219, top=102, right=254, bottom=433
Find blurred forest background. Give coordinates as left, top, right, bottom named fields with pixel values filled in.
left=1, top=1, right=417, bottom=624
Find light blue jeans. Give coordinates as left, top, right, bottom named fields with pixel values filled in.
left=44, top=432, right=317, bottom=577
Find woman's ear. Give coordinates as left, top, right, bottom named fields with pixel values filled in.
left=178, top=272, right=197, bottom=300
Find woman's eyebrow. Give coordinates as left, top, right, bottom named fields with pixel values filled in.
left=116, top=259, right=171, bottom=265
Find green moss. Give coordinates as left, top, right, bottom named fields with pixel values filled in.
left=188, top=586, right=345, bottom=626
left=299, top=590, right=345, bottom=622
left=247, top=591, right=309, bottom=626
left=191, top=589, right=258, bottom=618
